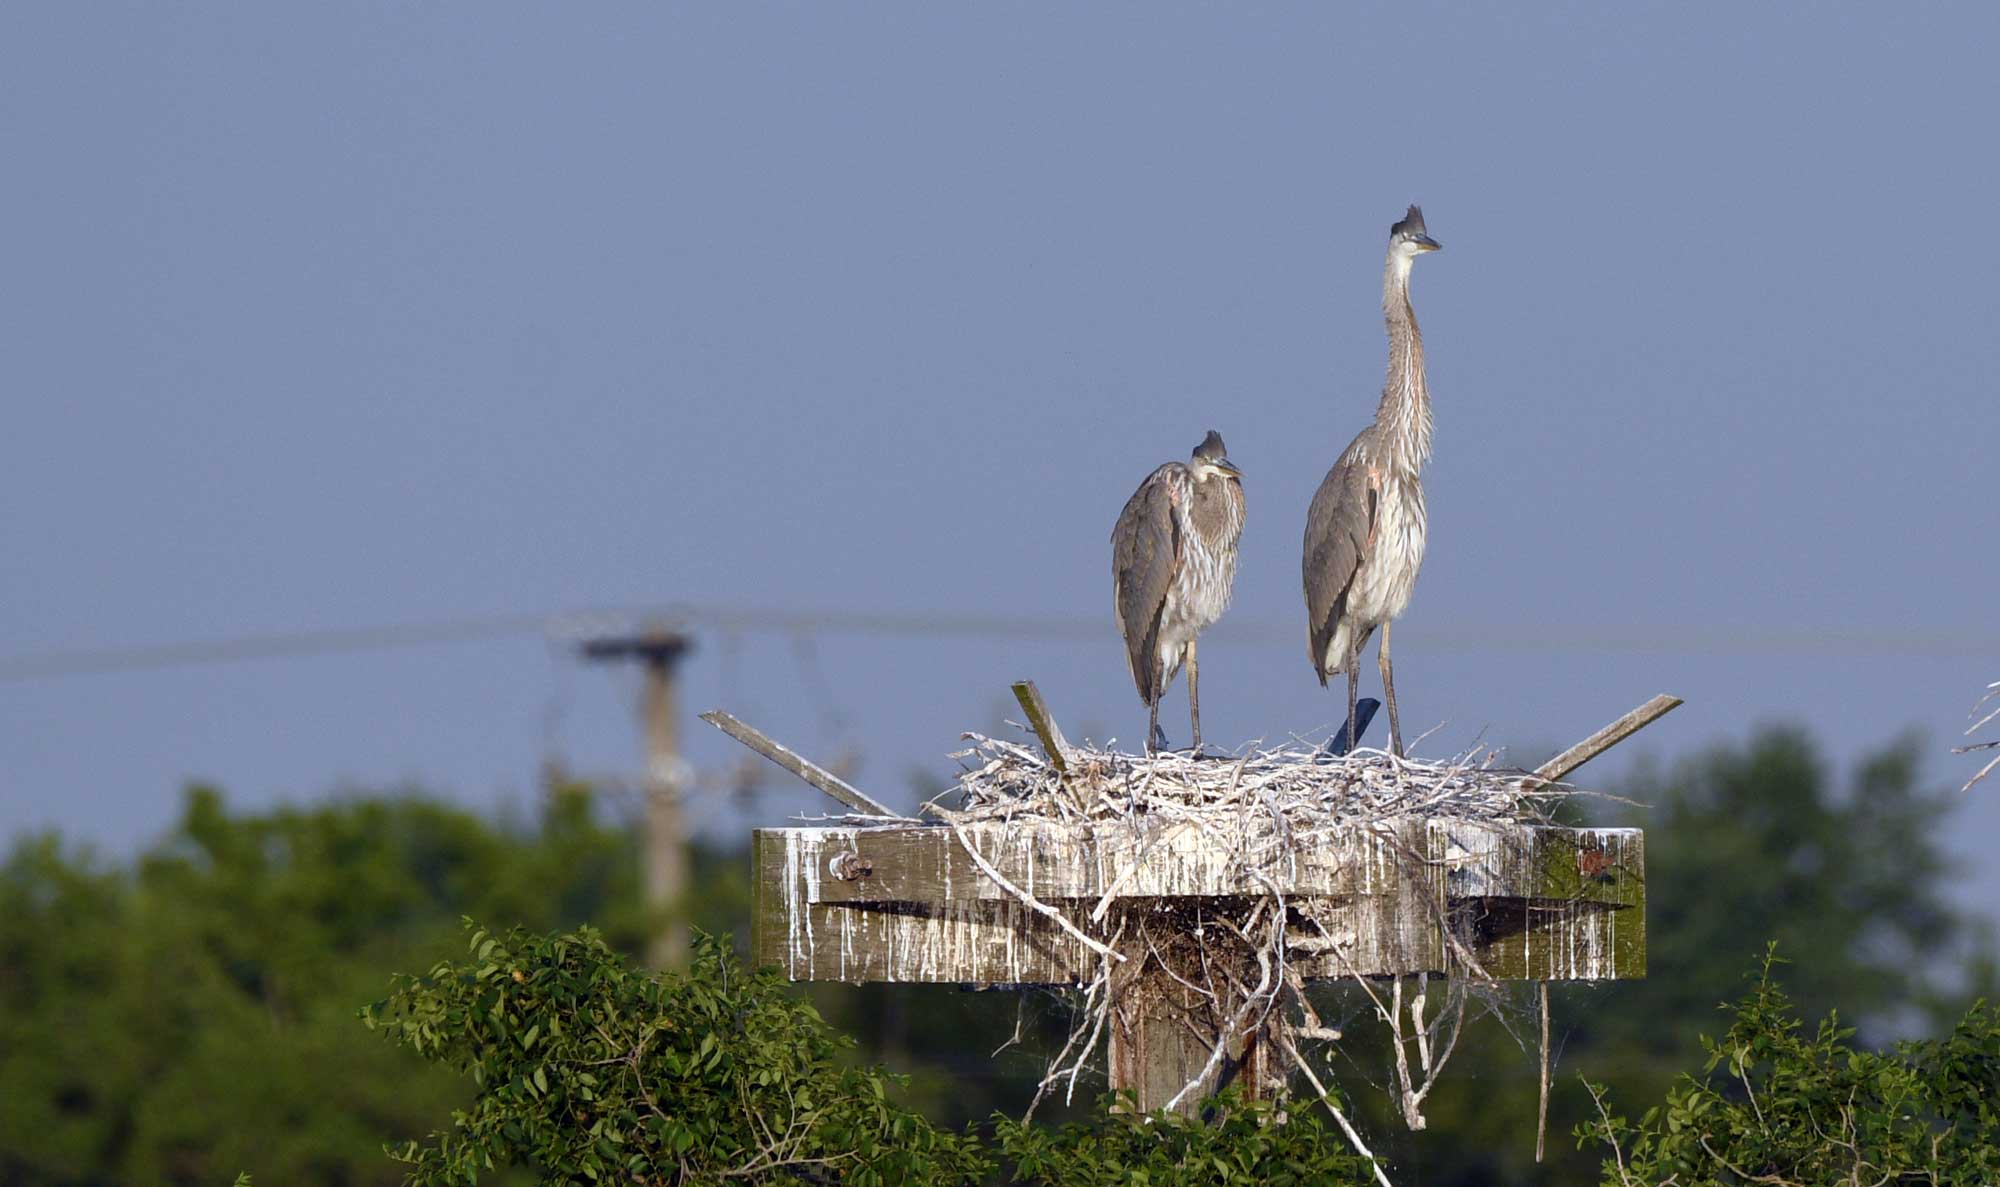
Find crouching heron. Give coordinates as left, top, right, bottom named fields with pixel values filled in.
left=1112, top=430, right=1245, bottom=753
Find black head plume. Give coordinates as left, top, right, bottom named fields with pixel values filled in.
left=1192, top=430, right=1229, bottom=461
left=1391, top=204, right=1427, bottom=239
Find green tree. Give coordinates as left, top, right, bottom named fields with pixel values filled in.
left=0, top=780, right=745, bottom=1187
left=1578, top=950, right=2000, bottom=1185
left=1610, top=726, right=1970, bottom=1048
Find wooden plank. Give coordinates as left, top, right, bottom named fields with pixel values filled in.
left=752, top=829, right=1094, bottom=982
left=1529, top=694, right=1682, bottom=785
left=1432, top=823, right=1646, bottom=981
left=701, top=710, right=901, bottom=818
left=1430, top=821, right=1643, bottom=909
left=756, top=820, right=1638, bottom=907
left=750, top=822, right=1646, bottom=983
left=750, top=891, right=1639, bottom=983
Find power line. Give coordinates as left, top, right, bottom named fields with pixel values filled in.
left=0, top=612, right=555, bottom=681
left=0, top=605, right=1096, bottom=683
left=1, top=603, right=1995, bottom=683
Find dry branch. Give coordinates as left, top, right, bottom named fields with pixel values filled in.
left=1958, top=680, right=2000, bottom=792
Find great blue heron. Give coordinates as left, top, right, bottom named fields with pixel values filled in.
left=1303, top=205, right=1442, bottom=757
left=1112, top=430, right=1246, bottom=753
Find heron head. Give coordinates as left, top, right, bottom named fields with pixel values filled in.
left=1390, top=205, right=1441, bottom=255
left=1191, top=430, right=1243, bottom=480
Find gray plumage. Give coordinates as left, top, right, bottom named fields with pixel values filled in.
left=1113, top=430, right=1246, bottom=752
left=1303, top=205, right=1442, bottom=756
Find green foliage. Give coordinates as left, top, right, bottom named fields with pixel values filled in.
left=0, top=780, right=743, bottom=1187
left=1578, top=947, right=2000, bottom=1185
left=372, top=921, right=1374, bottom=1185
left=996, top=1089, right=1372, bottom=1186
left=365, top=923, right=990, bottom=1186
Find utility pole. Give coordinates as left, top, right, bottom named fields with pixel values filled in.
left=581, top=626, right=693, bottom=969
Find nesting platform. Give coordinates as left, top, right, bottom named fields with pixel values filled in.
left=717, top=686, right=1671, bottom=1118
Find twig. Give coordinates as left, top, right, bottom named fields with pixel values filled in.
left=1583, top=1079, right=1636, bottom=1187
left=1283, top=1036, right=1395, bottom=1187
left=1536, top=983, right=1550, bottom=1163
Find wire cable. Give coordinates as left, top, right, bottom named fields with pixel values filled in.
left=2, top=603, right=1995, bottom=683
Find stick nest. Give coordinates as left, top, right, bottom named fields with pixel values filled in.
left=937, top=734, right=1567, bottom=829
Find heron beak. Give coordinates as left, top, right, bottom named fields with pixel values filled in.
left=1213, top=458, right=1244, bottom=480
left=1414, top=234, right=1441, bottom=252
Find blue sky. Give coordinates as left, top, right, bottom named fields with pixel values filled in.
left=3, top=4, right=1996, bottom=910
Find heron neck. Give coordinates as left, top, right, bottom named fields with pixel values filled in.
left=1378, top=254, right=1432, bottom=471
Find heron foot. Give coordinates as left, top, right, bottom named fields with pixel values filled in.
left=1149, top=722, right=1172, bottom=754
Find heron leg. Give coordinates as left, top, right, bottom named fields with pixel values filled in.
left=1148, top=697, right=1167, bottom=755
left=1187, top=638, right=1202, bottom=752
left=1380, top=620, right=1404, bottom=757
left=1345, top=634, right=1360, bottom=757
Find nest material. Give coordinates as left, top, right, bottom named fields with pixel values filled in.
left=938, top=733, right=1566, bottom=829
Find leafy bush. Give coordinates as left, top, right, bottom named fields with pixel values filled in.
left=996, top=1089, right=1372, bottom=1186
left=368, top=923, right=1386, bottom=1186
left=1578, top=948, right=2000, bottom=1186
left=364, top=924, right=991, bottom=1186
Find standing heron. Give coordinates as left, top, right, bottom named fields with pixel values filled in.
left=1303, top=205, right=1442, bottom=757
left=1112, top=430, right=1246, bottom=753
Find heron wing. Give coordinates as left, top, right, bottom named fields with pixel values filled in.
left=1111, top=464, right=1182, bottom=703
left=1303, top=437, right=1374, bottom=684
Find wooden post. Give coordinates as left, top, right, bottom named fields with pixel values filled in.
left=1108, top=935, right=1281, bottom=1113
left=582, top=628, right=693, bottom=969
left=1109, top=952, right=1208, bottom=1112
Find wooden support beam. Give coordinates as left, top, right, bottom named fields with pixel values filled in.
left=701, top=710, right=902, bottom=819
